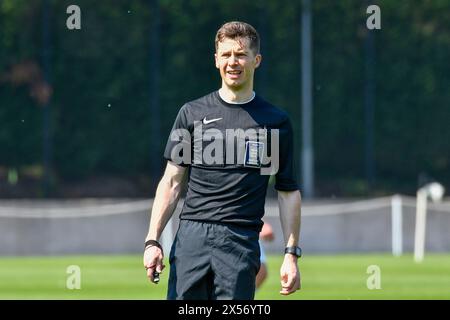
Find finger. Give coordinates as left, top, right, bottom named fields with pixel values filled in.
left=279, top=288, right=296, bottom=295
left=281, top=274, right=295, bottom=290
left=156, top=262, right=165, bottom=273
left=281, top=284, right=295, bottom=294
left=280, top=284, right=295, bottom=295
left=280, top=277, right=288, bottom=289
left=145, top=263, right=156, bottom=270
left=290, top=276, right=300, bottom=291
left=280, top=276, right=300, bottom=295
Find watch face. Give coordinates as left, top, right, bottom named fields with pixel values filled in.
left=285, top=246, right=302, bottom=257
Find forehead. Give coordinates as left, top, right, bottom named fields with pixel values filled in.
left=216, top=37, right=251, bottom=53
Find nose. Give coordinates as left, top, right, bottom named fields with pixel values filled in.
left=228, top=53, right=238, bottom=65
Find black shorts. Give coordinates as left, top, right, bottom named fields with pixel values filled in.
left=167, top=219, right=261, bottom=300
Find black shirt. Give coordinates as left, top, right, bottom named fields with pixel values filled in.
left=164, top=91, right=299, bottom=231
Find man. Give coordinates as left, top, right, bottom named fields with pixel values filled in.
left=143, top=21, right=302, bottom=300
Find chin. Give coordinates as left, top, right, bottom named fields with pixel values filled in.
left=226, top=83, right=245, bottom=91
left=225, top=78, right=244, bottom=87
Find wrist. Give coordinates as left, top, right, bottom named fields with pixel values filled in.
left=144, top=239, right=163, bottom=252
left=284, top=253, right=299, bottom=261
left=284, top=245, right=302, bottom=258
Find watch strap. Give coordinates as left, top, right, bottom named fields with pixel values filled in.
left=284, top=246, right=302, bottom=257
left=144, top=239, right=163, bottom=252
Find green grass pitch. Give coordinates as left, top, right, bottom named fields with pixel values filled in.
left=0, top=254, right=449, bottom=299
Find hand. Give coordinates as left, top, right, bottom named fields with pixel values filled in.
left=279, top=254, right=301, bottom=295
left=143, top=246, right=165, bottom=284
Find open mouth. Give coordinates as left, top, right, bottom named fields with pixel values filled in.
left=227, top=70, right=242, bottom=78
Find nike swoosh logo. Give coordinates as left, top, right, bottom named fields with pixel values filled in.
left=202, top=117, right=222, bottom=125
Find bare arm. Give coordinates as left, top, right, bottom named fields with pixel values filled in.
left=277, top=189, right=302, bottom=295
left=278, top=190, right=301, bottom=247
left=143, top=161, right=187, bottom=283
left=145, top=161, right=187, bottom=242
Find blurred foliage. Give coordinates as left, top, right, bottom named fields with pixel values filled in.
left=0, top=0, right=449, bottom=196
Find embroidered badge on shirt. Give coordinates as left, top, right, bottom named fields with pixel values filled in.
left=244, top=141, right=264, bottom=167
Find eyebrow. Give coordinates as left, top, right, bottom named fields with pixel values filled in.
left=220, top=49, right=247, bottom=55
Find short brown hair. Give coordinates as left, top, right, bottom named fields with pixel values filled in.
left=215, top=21, right=260, bottom=54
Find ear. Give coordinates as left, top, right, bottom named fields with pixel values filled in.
left=254, top=54, right=262, bottom=69
left=214, top=53, right=220, bottom=69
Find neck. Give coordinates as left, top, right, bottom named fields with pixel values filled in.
left=219, top=84, right=254, bottom=103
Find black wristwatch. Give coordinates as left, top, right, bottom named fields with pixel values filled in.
left=285, top=246, right=302, bottom=258
left=144, top=239, right=163, bottom=252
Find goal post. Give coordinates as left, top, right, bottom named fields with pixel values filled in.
left=414, top=182, right=445, bottom=263
left=414, top=189, right=427, bottom=263
left=391, top=195, right=403, bottom=257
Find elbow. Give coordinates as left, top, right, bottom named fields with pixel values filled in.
left=160, top=176, right=182, bottom=195
left=278, top=189, right=301, bottom=202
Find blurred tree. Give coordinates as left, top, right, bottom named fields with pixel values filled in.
left=0, top=0, right=448, bottom=197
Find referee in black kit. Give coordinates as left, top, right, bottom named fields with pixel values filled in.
left=143, top=21, right=302, bottom=300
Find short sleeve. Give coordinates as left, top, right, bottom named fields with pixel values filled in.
left=274, top=117, right=300, bottom=191
left=163, top=105, right=191, bottom=167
